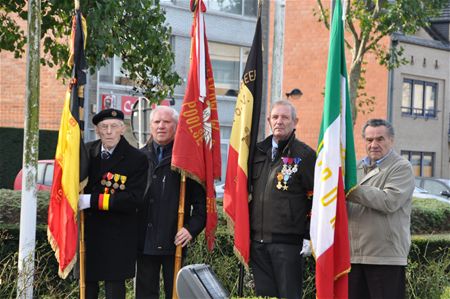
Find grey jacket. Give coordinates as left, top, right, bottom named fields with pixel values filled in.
left=347, top=150, right=414, bottom=266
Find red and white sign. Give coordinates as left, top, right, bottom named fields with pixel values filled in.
left=101, top=94, right=116, bottom=110
left=121, top=95, right=138, bottom=116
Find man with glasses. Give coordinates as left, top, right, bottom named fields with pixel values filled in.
left=79, top=108, right=148, bottom=299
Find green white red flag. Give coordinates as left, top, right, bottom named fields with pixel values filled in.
left=47, top=10, right=89, bottom=279
left=223, top=17, right=262, bottom=265
left=171, top=0, right=221, bottom=251
left=310, top=0, right=357, bottom=297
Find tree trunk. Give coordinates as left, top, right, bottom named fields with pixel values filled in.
left=17, top=0, right=40, bottom=298
left=348, top=57, right=363, bottom=125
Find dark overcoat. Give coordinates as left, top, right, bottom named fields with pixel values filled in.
left=84, top=136, right=148, bottom=281
left=137, top=141, right=206, bottom=255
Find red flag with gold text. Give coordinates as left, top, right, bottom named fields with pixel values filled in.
left=171, top=0, right=221, bottom=250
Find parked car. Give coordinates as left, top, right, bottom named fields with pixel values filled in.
left=415, top=176, right=450, bottom=198
left=215, top=183, right=225, bottom=199
left=14, top=160, right=54, bottom=191
left=413, top=186, right=450, bottom=205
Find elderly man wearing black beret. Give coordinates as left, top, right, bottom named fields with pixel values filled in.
left=78, top=108, right=148, bottom=299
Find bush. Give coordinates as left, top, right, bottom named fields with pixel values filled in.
left=0, top=189, right=50, bottom=226
left=0, top=128, right=58, bottom=189
left=1, top=189, right=449, bottom=298
left=411, top=198, right=450, bottom=234
left=407, top=235, right=450, bottom=299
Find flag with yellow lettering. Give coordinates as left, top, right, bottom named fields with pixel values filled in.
left=171, top=0, right=221, bottom=250
left=47, top=10, right=89, bottom=279
left=310, top=0, right=357, bottom=297
left=223, top=17, right=262, bottom=265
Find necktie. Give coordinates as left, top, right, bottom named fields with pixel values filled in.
left=101, top=150, right=111, bottom=160
left=157, top=146, right=164, bottom=162
left=272, top=146, right=278, bottom=161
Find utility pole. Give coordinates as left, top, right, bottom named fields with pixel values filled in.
left=17, top=0, right=40, bottom=298
left=270, top=0, right=286, bottom=104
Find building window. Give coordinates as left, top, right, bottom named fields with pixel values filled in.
left=98, top=56, right=133, bottom=86
left=205, top=0, right=258, bottom=17
left=209, top=42, right=249, bottom=96
left=401, top=150, right=434, bottom=177
left=401, top=79, right=437, bottom=118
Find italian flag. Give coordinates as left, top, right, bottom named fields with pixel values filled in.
left=310, top=0, right=357, bottom=298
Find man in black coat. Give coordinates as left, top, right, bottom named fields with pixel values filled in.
left=135, top=105, right=206, bottom=299
left=79, top=108, right=148, bottom=299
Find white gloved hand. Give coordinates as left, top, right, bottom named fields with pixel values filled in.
left=300, top=239, right=311, bottom=257
left=78, top=194, right=91, bottom=210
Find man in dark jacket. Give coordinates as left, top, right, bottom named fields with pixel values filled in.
left=250, top=100, right=316, bottom=299
left=78, top=108, right=148, bottom=299
left=136, top=105, right=206, bottom=299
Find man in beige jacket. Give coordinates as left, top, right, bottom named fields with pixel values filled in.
left=347, top=119, right=415, bottom=299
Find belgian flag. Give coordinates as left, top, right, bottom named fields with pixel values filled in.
left=47, top=9, right=89, bottom=279
left=223, top=16, right=262, bottom=265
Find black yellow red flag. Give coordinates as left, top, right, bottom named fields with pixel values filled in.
left=47, top=10, right=89, bottom=279
left=223, top=17, right=262, bottom=265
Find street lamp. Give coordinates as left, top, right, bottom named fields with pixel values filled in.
left=286, top=88, right=303, bottom=100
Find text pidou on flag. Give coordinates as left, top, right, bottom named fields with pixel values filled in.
left=47, top=10, right=89, bottom=279
left=310, top=0, right=357, bottom=298
left=223, top=16, right=262, bottom=265
left=171, top=0, right=221, bottom=251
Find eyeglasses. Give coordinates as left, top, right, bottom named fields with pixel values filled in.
left=97, top=123, right=122, bottom=131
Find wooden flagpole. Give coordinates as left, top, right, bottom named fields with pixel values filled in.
left=73, top=1, right=86, bottom=298
left=172, top=174, right=186, bottom=299
left=79, top=211, right=86, bottom=299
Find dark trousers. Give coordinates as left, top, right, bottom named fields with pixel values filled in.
left=85, top=280, right=125, bottom=299
left=349, top=263, right=406, bottom=299
left=135, top=254, right=175, bottom=299
left=250, top=241, right=304, bottom=299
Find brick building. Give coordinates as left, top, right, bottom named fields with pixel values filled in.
left=1, top=0, right=449, bottom=179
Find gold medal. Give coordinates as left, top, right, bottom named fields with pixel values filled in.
left=276, top=173, right=283, bottom=190
left=119, top=175, right=127, bottom=190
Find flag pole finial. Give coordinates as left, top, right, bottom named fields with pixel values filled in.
left=74, top=0, right=80, bottom=11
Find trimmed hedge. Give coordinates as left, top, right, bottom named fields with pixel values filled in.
left=1, top=189, right=449, bottom=298
left=411, top=198, right=450, bottom=234
left=0, top=128, right=58, bottom=189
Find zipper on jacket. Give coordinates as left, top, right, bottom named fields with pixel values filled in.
left=161, top=175, right=166, bottom=199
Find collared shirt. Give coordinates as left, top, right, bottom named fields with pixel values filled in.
left=101, top=144, right=115, bottom=155
left=152, top=142, right=165, bottom=162
left=271, top=138, right=278, bottom=161
left=362, top=149, right=393, bottom=172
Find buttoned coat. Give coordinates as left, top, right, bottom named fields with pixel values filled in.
left=137, top=141, right=206, bottom=255
left=347, top=150, right=414, bottom=266
left=84, top=136, right=148, bottom=281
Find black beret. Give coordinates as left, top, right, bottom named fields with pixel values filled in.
left=92, top=109, right=124, bottom=125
